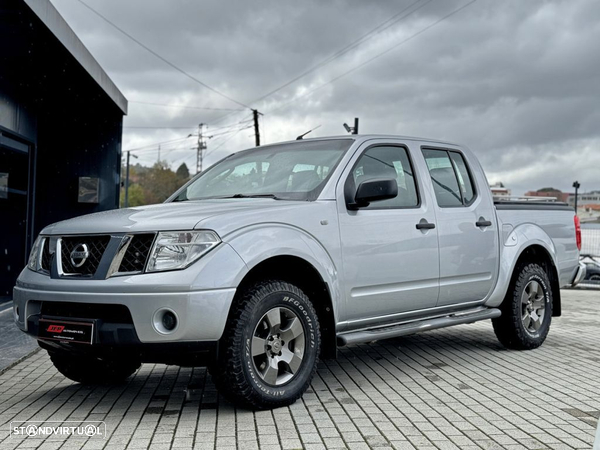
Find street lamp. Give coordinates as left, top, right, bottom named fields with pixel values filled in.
left=572, top=181, right=580, bottom=212
left=124, top=151, right=139, bottom=208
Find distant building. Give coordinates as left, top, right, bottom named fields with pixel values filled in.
left=0, top=0, right=127, bottom=297
left=490, top=182, right=511, bottom=197
left=567, top=191, right=600, bottom=208
left=524, top=188, right=569, bottom=202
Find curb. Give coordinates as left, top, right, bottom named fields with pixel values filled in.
left=0, top=347, right=41, bottom=376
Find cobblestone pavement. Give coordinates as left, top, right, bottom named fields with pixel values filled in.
left=0, top=290, right=598, bottom=450
left=0, top=303, right=38, bottom=372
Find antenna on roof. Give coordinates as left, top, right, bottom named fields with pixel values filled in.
left=296, top=125, right=321, bottom=140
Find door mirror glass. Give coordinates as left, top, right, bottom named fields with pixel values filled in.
left=350, top=178, right=398, bottom=209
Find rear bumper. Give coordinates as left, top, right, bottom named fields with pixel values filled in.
left=571, top=261, right=587, bottom=286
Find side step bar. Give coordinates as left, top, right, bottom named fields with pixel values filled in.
left=337, top=307, right=501, bottom=346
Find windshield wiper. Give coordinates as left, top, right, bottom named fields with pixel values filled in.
left=229, top=193, right=281, bottom=200
left=182, top=193, right=283, bottom=201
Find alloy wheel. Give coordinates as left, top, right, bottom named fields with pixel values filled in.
left=251, top=306, right=305, bottom=386
left=521, top=280, right=546, bottom=334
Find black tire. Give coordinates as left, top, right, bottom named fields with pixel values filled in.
left=49, top=352, right=140, bottom=385
left=493, top=262, right=553, bottom=350
left=212, top=280, right=321, bottom=410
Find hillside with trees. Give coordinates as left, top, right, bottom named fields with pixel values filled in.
left=120, top=162, right=191, bottom=207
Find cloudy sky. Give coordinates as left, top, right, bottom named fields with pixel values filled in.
left=51, top=0, right=600, bottom=196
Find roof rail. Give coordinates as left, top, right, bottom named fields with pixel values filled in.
left=493, top=195, right=558, bottom=202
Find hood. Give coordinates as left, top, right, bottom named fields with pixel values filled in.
left=41, top=199, right=313, bottom=235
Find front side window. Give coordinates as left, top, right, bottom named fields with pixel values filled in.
left=422, top=148, right=476, bottom=207
left=174, top=139, right=353, bottom=202
left=350, top=146, right=419, bottom=209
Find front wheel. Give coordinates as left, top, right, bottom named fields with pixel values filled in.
left=212, top=280, right=321, bottom=410
left=493, top=262, right=553, bottom=350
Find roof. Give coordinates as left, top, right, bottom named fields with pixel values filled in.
left=262, top=134, right=461, bottom=148
left=24, top=0, right=128, bottom=114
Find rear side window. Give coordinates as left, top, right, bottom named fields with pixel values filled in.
left=449, top=152, right=475, bottom=205
left=422, top=149, right=476, bottom=207
left=351, top=145, right=419, bottom=209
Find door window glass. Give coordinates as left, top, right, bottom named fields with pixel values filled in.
left=449, top=152, right=476, bottom=205
left=422, top=149, right=477, bottom=207
left=422, top=149, right=463, bottom=207
left=351, top=146, right=419, bottom=208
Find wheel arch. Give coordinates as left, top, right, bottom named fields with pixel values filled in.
left=228, top=255, right=338, bottom=359
left=506, top=244, right=561, bottom=317
left=486, top=222, right=561, bottom=316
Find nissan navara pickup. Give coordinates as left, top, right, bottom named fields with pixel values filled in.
left=14, top=135, right=585, bottom=409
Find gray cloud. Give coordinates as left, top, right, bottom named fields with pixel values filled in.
left=51, top=0, right=600, bottom=195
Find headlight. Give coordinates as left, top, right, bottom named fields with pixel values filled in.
left=146, top=230, right=220, bottom=272
left=27, top=236, right=46, bottom=272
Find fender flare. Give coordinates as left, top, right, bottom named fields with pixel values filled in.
left=223, top=223, right=342, bottom=322
left=485, top=223, right=558, bottom=308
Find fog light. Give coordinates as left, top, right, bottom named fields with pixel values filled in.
left=152, top=308, right=179, bottom=334
left=162, top=311, right=177, bottom=331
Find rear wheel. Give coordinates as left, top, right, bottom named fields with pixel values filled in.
left=49, top=352, right=140, bottom=385
left=212, top=280, right=320, bottom=410
left=493, top=262, right=553, bottom=350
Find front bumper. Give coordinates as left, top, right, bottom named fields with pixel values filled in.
left=14, top=283, right=235, bottom=343
left=14, top=242, right=246, bottom=344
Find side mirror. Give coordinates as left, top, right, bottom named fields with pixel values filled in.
left=348, top=178, right=398, bottom=210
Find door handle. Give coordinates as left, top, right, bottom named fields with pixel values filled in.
left=416, top=219, right=435, bottom=230
left=476, top=218, right=492, bottom=228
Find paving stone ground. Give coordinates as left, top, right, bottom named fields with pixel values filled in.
left=0, top=289, right=598, bottom=450
left=0, top=303, right=38, bottom=372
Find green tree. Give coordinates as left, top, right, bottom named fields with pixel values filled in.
left=176, top=163, right=190, bottom=181
left=140, top=162, right=184, bottom=205
left=120, top=183, right=145, bottom=207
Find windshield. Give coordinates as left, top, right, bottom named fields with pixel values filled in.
left=173, top=139, right=353, bottom=201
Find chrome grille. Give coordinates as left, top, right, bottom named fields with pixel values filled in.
left=59, top=236, right=110, bottom=276
left=118, top=234, right=155, bottom=273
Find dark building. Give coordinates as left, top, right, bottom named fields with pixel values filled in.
left=0, top=0, right=127, bottom=297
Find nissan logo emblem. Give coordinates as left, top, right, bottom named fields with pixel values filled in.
left=70, top=243, right=90, bottom=268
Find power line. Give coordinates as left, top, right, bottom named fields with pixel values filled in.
left=129, top=100, right=243, bottom=111
left=123, top=135, right=194, bottom=153
left=203, top=128, right=246, bottom=160
left=123, top=126, right=198, bottom=129
left=76, top=0, right=252, bottom=110
left=250, top=0, right=432, bottom=106
left=207, top=125, right=253, bottom=139
left=266, top=0, right=479, bottom=115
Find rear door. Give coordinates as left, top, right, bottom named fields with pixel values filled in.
left=337, top=141, right=440, bottom=327
left=421, top=147, right=499, bottom=306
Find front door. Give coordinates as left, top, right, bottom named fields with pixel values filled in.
left=338, top=143, right=440, bottom=328
left=422, top=147, right=499, bottom=306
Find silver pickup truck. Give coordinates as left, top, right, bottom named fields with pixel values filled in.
left=14, top=135, right=585, bottom=409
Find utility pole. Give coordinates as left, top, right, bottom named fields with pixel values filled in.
left=124, top=151, right=138, bottom=208
left=252, top=109, right=261, bottom=146
left=573, top=181, right=580, bottom=212
left=157, top=144, right=161, bottom=162
left=196, top=123, right=207, bottom=174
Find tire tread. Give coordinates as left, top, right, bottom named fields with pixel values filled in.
left=212, top=280, right=320, bottom=410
